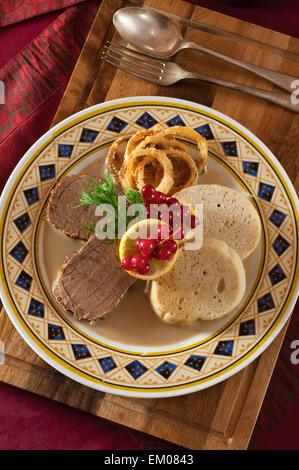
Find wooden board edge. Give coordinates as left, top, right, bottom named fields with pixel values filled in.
left=51, top=0, right=127, bottom=127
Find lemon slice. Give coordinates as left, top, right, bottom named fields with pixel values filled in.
left=119, top=218, right=179, bottom=280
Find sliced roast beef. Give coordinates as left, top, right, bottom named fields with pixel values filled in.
left=53, top=235, right=135, bottom=321
left=47, top=174, right=99, bottom=241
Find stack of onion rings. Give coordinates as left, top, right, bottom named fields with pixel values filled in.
left=106, top=125, right=208, bottom=196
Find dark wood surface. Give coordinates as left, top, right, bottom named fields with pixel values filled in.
left=0, top=0, right=298, bottom=450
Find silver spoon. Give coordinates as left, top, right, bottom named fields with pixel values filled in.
left=113, top=7, right=296, bottom=92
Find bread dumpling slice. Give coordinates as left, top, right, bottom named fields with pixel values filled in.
left=174, top=184, right=261, bottom=259
left=150, top=238, right=246, bottom=325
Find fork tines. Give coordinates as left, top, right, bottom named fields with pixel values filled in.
left=101, top=41, right=165, bottom=84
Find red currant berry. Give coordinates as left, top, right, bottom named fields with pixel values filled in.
left=164, top=239, right=178, bottom=254
left=151, top=191, right=167, bottom=204
left=190, top=215, right=200, bottom=229
left=134, top=239, right=142, bottom=250
left=139, top=239, right=157, bottom=256
left=146, top=204, right=159, bottom=219
left=131, top=254, right=147, bottom=270
left=138, top=263, right=150, bottom=275
left=121, top=256, right=133, bottom=270
left=166, top=197, right=180, bottom=208
left=173, top=227, right=185, bottom=240
left=141, top=184, right=155, bottom=199
left=180, top=205, right=192, bottom=221
left=148, top=236, right=159, bottom=245
left=159, top=211, right=174, bottom=226
left=157, top=224, right=172, bottom=239
left=154, top=246, right=172, bottom=260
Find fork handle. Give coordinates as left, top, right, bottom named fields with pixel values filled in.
left=181, top=40, right=296, bottom=92
left=183, top=70, right=299, bottom=113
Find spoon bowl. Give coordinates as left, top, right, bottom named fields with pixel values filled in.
left=113, top=7, right=183, bottom=58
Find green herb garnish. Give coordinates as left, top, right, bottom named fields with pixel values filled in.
left=124, top=188, right=144, bottom=205
left=79, top=222, right=96, bottom=233
left=76, top=173, right=145, bottom=242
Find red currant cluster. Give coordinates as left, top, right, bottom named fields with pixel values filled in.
left=141, top=184, right=199, bottom=239
left=121, top=185, right=200, bottom=276
left=121, top=231, right=178, bottom=275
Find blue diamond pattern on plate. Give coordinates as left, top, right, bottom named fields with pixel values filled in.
left=136, top=112, right=158, bottom=129
left=15, top=270, right=32, bottom=291
left=272, top=234, right=290, bottom=256
left=269, top=209, right=286, bottom=228
left=239, top=319, right=256, bottom=336
left=48, top=324, right=65, bottom=340
left=242, top=161, right=259, bottom=176
left=13, top=213, right=31, bottom=233
left=257, top=293, right=275, bottom=313
left=99, top=356, right=117, bottom=373
left=9, top=241, right=28, bottom=263
left=221, top=141, right=238, bottom=156
left=184, top=355, right=206, bottom=372
left=125, top=360, right=147, bottom=379
left=71, top=344, right=91, bottom=360
left=28, top=298, right=44, bottom=318
left=214, top=340, right=234, bottom=356
left=106, top=117, right=127, bottom=133
left=23, top=187, right=39, bottom=206
left=269, top=264, right=286, bottom=285
left=156, top=361, right=177, bottom=379
left=79, top=128, right=99, bottom=143
left=39, top=164, right=55, bottom=181
left=258, top=182, right=275, bottom=202
left=166, top=115, right=185, bottom=127
left=194, top=124, right=214, bottom=140
left=58, top=144, right=74, bottom=158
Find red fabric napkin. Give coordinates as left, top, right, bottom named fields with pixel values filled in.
left=0, top=0, right=298, bottom=451
left=0, top=0, right=84, bottom=26
left=0, top=0, right=99, bottom=191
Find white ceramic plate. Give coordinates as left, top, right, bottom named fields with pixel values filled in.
left=0, top=96, right=298, bottom=398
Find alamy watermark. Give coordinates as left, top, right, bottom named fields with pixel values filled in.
left=290, top=339, right=299, bottom=365
left=93, top=198, right=203, bottom=250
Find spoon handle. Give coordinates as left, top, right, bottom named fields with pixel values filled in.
left=181, top=40, right=296, bottom=92
left=181, top=70, right=299, bottom=113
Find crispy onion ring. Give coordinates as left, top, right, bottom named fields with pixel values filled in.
left=117, top=125, right=208, bottom=194
left=133, top=134, right=187, bottom=155
left=132, top=148, right=197, bottom=194
left=124, top=124, right=161, bottom=162
left=132, top=135, right=196, bottom=191
left=134, top=155, right=159, bottom=188
left=156, top=126, right=208, bottom=174
left=119, top=161, right=130, bottom=190
left=126, top=148, right=174, bottom=194
left=164, top=148, right=198, bottom=194
left=105, top=136, right=129, bottom=187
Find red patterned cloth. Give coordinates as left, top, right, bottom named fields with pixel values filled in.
left=0, top=0, right=298, bottom=450
left=0, top=0, right=84, bottom=26
left=0, top=0, right=99, bottom=191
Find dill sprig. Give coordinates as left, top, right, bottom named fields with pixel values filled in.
left=77, top=173, right=119, bottom=209
left=76, top=173, right=145, bottom=241
left=79, top=222, right=96, bottom=233
left=125, top=188, right=144, bottom=205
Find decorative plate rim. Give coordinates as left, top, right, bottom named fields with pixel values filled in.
left=0, top=96, right=298, bottom=398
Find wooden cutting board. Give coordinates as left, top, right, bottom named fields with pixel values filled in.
left=1, top=0, right=298, bottom=450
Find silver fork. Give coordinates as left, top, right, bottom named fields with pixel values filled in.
left=102, top=42, right=299, bottom=113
